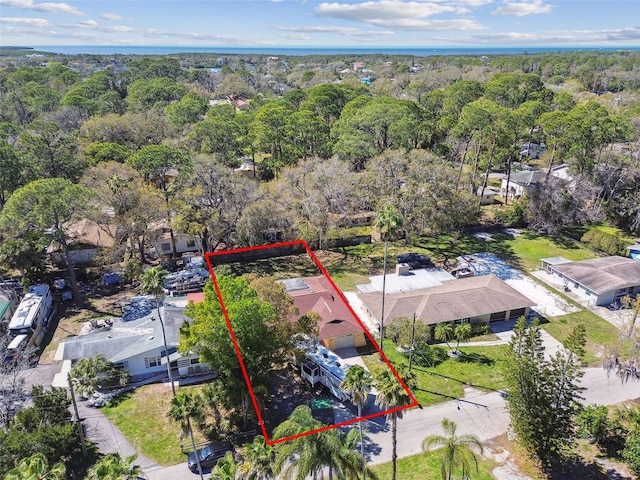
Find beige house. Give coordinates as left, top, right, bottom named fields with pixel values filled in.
left=359, top=274, right=535, bottom=328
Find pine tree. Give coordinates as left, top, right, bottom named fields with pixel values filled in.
left=505, top=318, right=584, bottom=469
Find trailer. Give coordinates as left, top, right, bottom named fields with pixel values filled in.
left=293, top=335, right=352, bottom=402
left=7, top=284, right=53, bottom=348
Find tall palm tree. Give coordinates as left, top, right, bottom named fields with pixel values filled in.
left=374, top=369, right=415, bottom=480
left=274, top=405, right=373, bottom=480
left=340, top=365, right=373, bottom=460
left=167, top=391, right=206, bottom=480
left=4, top=453, right=65, bottom=480
left=238, top=435, right=277, bottom=480
left=373, top=204, right=403, bottom=354
left=86, top=453, right=142, bottom=480
left=422, top=417, right=484, bottom=480
left=139, top=265, right=175, bottom=396
left=434, top=323, right=455, bottom=353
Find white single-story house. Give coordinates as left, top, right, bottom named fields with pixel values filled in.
left=58, top=298, right=208, bottom=378
left=476, top=186, right=500, bottom=205
left=153, top=231, right=202, bottom=257
left=358, top=274, right=535, bottom=329
left=541, top=256, right=640, bottom=306
left=282, top=276, right=367, bottom=351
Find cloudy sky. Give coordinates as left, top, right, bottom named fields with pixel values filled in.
left=1, top=0, right=639, bottom=48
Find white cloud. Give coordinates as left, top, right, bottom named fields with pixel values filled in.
left=0, top=16, right=50, bottom=27
left=281, top=33, right=311, bottom=41
left=276, top=25, right=394, bottom=36
left=316, top=1, right=458, bottom=21
left=315, top=0, right=485, bottom=30
left=465, top=26, right=640, bottom=44
left=0, top=0, right=82, bottom=16
left=492, top=0, right=552, bottom=16
left=101, top=13, right=124, bottom=21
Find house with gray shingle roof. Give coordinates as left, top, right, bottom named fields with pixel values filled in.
left=541, top=256, right=640, bottom=306
left=358, top=274, right=535, bottom=329
left=59, top=299, right=207, bottom=378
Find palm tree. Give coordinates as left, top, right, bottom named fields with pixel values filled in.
left=274, top=405, right=372, bottom=480
left=422, top=418, right=484, bottom=480
left=434, top=323, right=455, bottom=353
left=340, top=365, right=373, bottom=460
left=374, top=369, right=415, bottom=480
left=86, top=453, right=142, bottom=480
left=211, top=451, right=238, bottom=480
left=4, top=453, right=65, bottom=480
left=167, top=391, right=206, bottom=480
left=139, top=265, right=175, bottom=396
left=70, top=354, right=126, bottom=397
left=373, top=204, right=403, bottom=354
left=453, top=323, right=473, bottom=353
left=238, top=435, right=277, bottom=480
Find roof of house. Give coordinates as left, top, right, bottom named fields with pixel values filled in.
left=64, top=219, right=117, bottom=248
left=282, top=276, right=363, bottom=340
left=507, top=170, right=547, bottom=186
left=548, top=256, right=640, bottom=295
left=61, top=302, right=187, bottom=364
left=359, top=274, right=535, bottom=325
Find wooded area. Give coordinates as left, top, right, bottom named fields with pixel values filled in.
left=0, top=49, right=639, bottom=285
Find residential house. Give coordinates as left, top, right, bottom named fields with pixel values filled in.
left=627, top=240, right=640, bottom=261
left=501, top=170, right=547, bottom=200
left=476, top=186, right=499, bottom=205
left=281, top=276, right=367, bottom=350
left=541, top=256, right=640, bottom=306
left=358, top=274, right=535, bottom=329
left=153, top=231, right=202, bottom=257
left=501, top=164, right=573, bottom=201
left=58, top=298, right=207, bottom=378
left=49, top=219, right=117, bottom=266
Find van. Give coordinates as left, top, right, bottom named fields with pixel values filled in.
left=4, top=334, right=29, bottom=363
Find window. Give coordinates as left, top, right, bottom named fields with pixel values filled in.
left=186, top=239, right=196, bottom=248
left=145, top=356, right=162, bottom=368
left=161, top=242, right=171, bottom=252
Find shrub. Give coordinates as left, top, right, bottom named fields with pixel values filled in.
left=581, top=229, right=626, bottom=256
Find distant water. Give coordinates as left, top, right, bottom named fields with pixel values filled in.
left=30, top=45, right=639, bottom=57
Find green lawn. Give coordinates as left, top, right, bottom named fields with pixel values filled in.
left=101, top=384, right=205, bottom=466
left=360, top=340, right=510, bottom=407
left=540, top=310, right=622, bottom=365
left=371, top=448, right=496, bottom=480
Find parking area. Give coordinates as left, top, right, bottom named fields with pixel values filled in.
left=459, top=252, right=578, bottom=318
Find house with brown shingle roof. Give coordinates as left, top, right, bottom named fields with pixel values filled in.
left=541, top=255, right=640, bottom=306
left=358, top=274, right=535, bottom=329
left=282, top=276, right=366, bottom=351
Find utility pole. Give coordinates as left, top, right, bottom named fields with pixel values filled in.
left=67, top=373, right=87, bottom=457
left=408, top=312, right=417, bottom=373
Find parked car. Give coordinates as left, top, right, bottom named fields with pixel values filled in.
left=397, top=252, right=433, bottom=269
left=187, top=441, right=234, bottom=473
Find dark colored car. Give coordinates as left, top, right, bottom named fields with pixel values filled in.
left=397, top=252, right=433, bottom=269
left=187, top=441, right=234, bottom=473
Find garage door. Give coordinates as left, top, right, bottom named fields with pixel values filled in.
left=335, top=334, right=354, bottom=349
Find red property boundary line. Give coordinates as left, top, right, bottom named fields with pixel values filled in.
left=204, top=239, right=419, bottom=446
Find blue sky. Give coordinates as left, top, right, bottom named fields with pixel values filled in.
left=1, top=0, right=639, bottom=48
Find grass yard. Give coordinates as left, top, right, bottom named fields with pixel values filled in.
left=371, top=448, right=496, bottom=480
left=540, top=310, right=622, bottom=365
left=101, top=384, right=206, bottom=466
left=360, top=340, right=510, bottom=407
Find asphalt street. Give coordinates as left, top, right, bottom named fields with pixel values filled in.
left=22, top=357, right=639, bottom=480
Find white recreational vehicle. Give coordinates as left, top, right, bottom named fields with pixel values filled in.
left=293, top=335, right=353, bottom=402
left=8, top=284, right=53, bottom=348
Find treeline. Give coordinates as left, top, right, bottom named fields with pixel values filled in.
left=0, top=51, right=639, bottom=283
